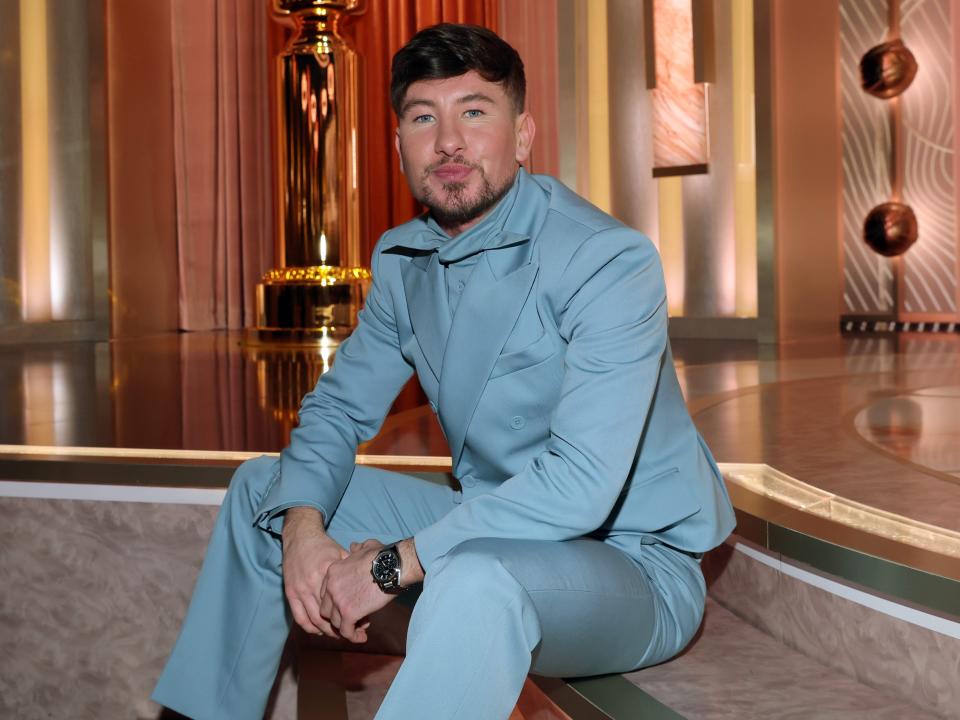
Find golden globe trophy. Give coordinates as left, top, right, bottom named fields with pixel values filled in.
left=248, top=0, right=370, bottom=348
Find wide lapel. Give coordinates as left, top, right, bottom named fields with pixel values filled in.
left=400, top=251, right=451, bottom=382
left=438, top=239, right=538, bottom=468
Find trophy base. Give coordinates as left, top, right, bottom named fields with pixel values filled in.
left=248, top=265, right=371, bottom=347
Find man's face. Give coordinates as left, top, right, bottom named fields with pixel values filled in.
left=395, top=70, right=535, bottom=235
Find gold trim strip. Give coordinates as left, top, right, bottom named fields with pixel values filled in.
left=261, top=265, right=371, bottom=284
left=0, top=444, right=452, bottom=471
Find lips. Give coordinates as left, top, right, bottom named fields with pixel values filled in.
left=432, top=164, right=474, bottom=183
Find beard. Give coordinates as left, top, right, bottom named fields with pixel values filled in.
left=415, top=157, right=513, bottom=230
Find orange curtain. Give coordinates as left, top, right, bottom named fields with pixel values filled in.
left=171, top=0, right=274, bottom=330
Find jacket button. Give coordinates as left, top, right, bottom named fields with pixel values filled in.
left=461, top=476, right=476, bottom=488
left=510, top=415, right=525, bottom=430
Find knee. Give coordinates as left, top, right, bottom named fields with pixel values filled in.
left=413, top=540, right=542, bottom=651
left=224, top=455, right=279, bottom=516
left=425, top=539, right=528, bottom=608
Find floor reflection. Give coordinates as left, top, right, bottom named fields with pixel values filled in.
left=0, top=333, right=429, bottom=453
left=2, top=330, right=959, bottom=535
left=855, top=387, right=960, bottom=477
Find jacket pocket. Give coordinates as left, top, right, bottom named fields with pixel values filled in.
left=601, top=467, right=702, bottom=533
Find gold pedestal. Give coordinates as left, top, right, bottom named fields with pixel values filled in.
left=249, top=265, right=371, bottom=347
left=248, top=0, right=367, bottom=348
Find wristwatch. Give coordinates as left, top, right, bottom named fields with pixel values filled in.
left=371, top=545, right=405, bottom=593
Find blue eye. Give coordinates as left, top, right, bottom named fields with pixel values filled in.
left=412, top=114, right=434, bottom=124
left=464, top=109, right=484, bottom=119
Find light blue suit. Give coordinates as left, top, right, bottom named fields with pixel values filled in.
left=153, top=170, right=736, bottom=719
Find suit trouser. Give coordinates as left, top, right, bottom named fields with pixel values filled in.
left=152, top=456, right=706, bottom=720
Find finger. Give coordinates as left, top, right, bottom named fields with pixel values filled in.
left=331, top=606, right=342, bottom=631
left=339, top=611, right=358, bottom=643
left=303, top=594, right=338, bottom=637
left=287, top=596, right=323, bottom=636
left=355, top=620, right=370, bottom=644
left=350, top=542, right=362, bottom=553
left=318, top=590, right=334, bottom=621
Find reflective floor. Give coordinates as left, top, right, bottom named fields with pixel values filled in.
left=1, top=330, right=958, bottom=533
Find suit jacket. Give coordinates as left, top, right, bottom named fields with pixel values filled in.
left=256, top=169, right=736, bottom=571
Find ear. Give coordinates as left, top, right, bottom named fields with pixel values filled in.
left=394, top=129, right=405, bottom=174
left=514, top=112, right=536, bottom=164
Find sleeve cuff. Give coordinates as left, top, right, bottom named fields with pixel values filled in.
left=412, top=521, right=453, bottom=574
left=254, top=501, right=330, bottom=537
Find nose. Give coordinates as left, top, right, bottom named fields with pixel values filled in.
left=434, top=119, right=465, bottom=157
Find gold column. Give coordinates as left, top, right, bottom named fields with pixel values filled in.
left=249, top=0, right=370, bottom=346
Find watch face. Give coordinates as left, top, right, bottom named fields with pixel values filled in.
left=373, top=549, right=400, bottom=582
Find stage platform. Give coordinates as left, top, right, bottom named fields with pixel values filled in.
left=1, top=330, right=958, bottom=569
left=1, top=331, right=959, bottom=719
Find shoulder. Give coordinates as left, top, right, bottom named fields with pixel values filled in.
left=529, top=174, right=660, bottom=282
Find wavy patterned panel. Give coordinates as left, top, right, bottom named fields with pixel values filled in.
left=901, top=0, right=957, bottom=314
left=841, top=0, right=894, bottom=315
left=841, top=0, right=958, bottom=318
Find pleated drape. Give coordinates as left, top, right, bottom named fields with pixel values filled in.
left=171, top=0, right=273, bottom=331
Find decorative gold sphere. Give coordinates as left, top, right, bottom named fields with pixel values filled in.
left=859, top=39, right=918, bottom=99
left=863, top=201, right=918, bottom=257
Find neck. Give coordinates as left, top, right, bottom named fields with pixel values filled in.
left=440, top=214, right=484, bottom=238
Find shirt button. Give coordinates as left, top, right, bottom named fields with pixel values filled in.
left=429, top=401, right=437, bottom=413
left=461, top=476, right=476, bottom=488
left=456, top=280, right=465, bottom=292
left=510, top=415, right=526, bottom=430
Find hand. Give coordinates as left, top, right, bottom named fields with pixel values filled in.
left=281, top=507, right=348, bottom=637
left=319, top=540, right=395, bottom=644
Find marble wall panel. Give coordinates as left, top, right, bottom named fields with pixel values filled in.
left=703, top=539, right=784, bottom=640
left=777, top=568, right=960, bottom=719
left=706, top=538, right=960, bottom=719
left=0, top=496, right=296, bottom=720
left=627, top=598, right=941, bottom=720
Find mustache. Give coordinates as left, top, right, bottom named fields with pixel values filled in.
left=424, top=156, right=482, bottom=175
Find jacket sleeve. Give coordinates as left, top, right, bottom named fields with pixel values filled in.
left=414, top=227, right=668, bottom=570
left=255, top=241, right=414, bottom=534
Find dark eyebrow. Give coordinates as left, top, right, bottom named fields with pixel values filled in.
left=399, top=98, right=436, bottom=118
left=456, top=92, right=496, bottom=106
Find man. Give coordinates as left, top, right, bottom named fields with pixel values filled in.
left=153, top=23, right=735, bottom=720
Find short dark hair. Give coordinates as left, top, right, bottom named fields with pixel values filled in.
left=391, top=24, right=526, bottom=116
